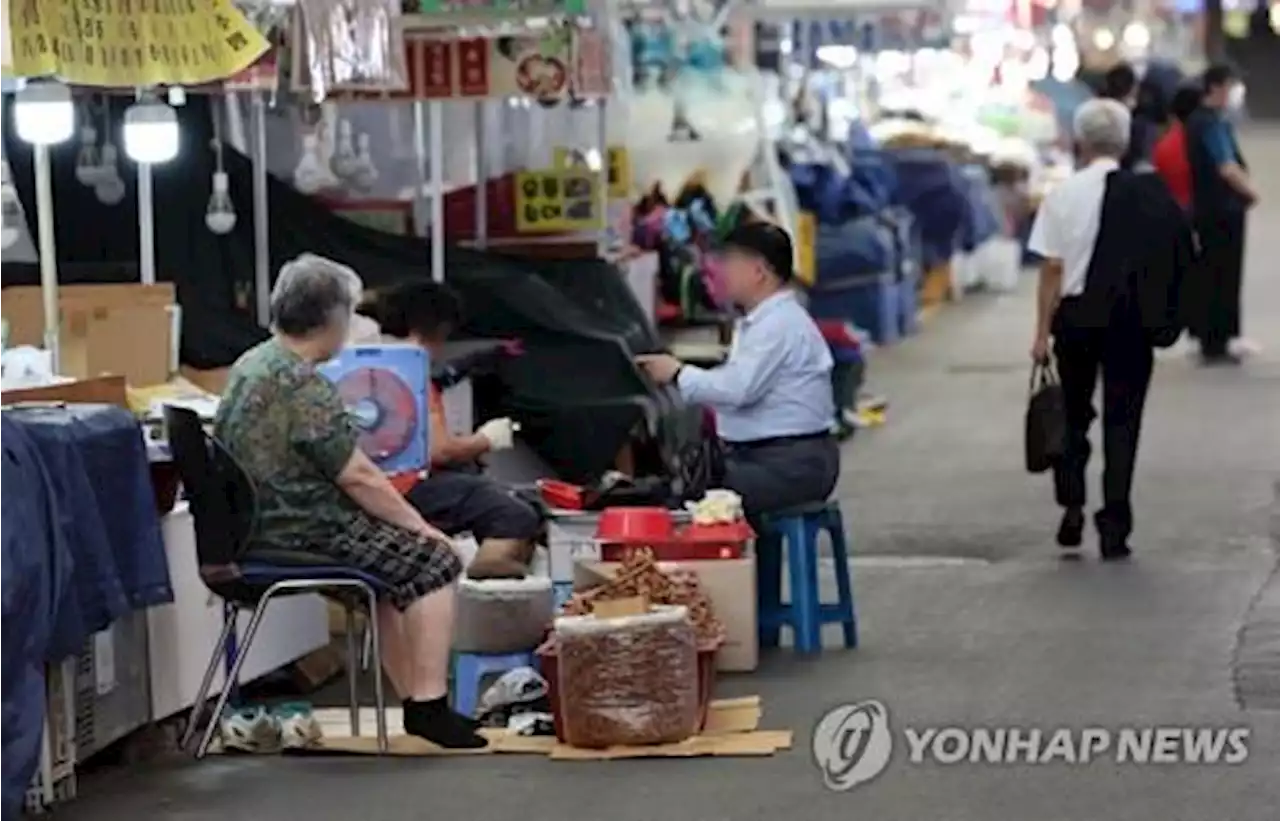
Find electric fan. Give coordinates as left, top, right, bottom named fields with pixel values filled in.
left=318, top=345, right=429, bottom=475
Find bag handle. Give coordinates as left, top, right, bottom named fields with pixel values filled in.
left=1029, top=359, right=1059, bottom=393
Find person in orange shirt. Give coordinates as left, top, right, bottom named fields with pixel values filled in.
left=359, top=282, right=541, bottom=580
left=1152, top=84, right=1203, bottom=211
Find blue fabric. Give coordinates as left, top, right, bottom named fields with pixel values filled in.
left=887, top=148, right=971, bottom=269
left=814, top=218, right=896, bottom=285
left=2, top=417, right=75, bottom=819
left=1202, top=116, right=1238, bottom=166
left=4, top=406, right=173, bottom=643
left=955, top=166, right=1003, bottom=252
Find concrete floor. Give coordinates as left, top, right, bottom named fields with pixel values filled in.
left=57, top=132, right=1280, bottom=821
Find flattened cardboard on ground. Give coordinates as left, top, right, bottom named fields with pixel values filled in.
left=297, top=697, right=790, bottom=758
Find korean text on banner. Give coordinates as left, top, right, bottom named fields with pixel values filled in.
left=515, top=169, right=601, bottom=234
left=5, top=0, right=270, bottom=87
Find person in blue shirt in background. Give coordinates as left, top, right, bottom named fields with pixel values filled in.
left=636, top=222, right=839, bottom=515
left=1184, top=63, right=1257, bottom=365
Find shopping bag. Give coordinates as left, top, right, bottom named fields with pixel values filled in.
left=1025, top=361, right=1066, bottom=474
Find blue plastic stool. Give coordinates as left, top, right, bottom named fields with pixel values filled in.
left=452, top=651, right=537, bottom=718
left=756, top=500, right=858, bottom=654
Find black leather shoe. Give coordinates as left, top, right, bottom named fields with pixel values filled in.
left=1100, top=542, right=1133, bottom=562
left=1056, top=508, right=1085, bottom=550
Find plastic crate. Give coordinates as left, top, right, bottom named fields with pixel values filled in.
left=26, top=659, right=77, bottom=815
left=536, top=641, right=719, bottom=744
left=809, top=272, right=903, bottom=346
left=74, top=611, right=152, bottom=760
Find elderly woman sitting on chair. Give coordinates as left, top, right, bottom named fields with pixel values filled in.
left=213, top=255, right=485, bottom=749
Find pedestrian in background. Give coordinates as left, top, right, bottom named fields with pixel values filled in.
left=1183, top=63, right=1256, bottom=365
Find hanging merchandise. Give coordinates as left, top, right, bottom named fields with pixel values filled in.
left=293, top=0, right=409, bottom=102
left=416, top=0, right=588, bottom=20
left=331, top=119, right=360, bottom=180
left=74, top=114, right=102, bottom=187
left=1, top=160, right=23, bottom=250
left=206, top=107, right=237, bottom=235
left=7, top=0, right=269, bottom=87
left=295, top=131, right=341, bottom=194
left=347, top=132, right=379, bottom=192
left=94, top=132, right=126, bottom=206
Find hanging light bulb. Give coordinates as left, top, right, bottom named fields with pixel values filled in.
left=74, top=125, right=103, bottom=186
left=14, top=79, right=75, bottom=146
left=123, top=96, right=180, bottom=164
left=206, top=171, right=237, bottom=234
left=294, top=132, right=339, bottom=193
left=95, top=173, right=127, bottom=206
left=0, top=159, right=25, bottom=249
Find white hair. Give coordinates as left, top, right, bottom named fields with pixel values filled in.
left=269, top=254, right=362, bottom=337
left=1072, top=99, right=1132, bottom=158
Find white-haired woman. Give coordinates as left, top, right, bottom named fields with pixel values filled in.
left=213, top=255, right=485, bottom=749
left=1028, top=99, right=1194, bottom=561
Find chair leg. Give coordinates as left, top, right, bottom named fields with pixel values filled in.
left=345, top=608, right=360, bottom=737
left=195, top=593, right=275, bottom=759
left=787, top=519, right=823, bottom=654
left=826, top=510, right=858, bottom=649
left=361, top=622, right=373, bottom=672
left=364, top=587, right=388, bottom=753
left=181, top=610, right=238, bottom=752
left=756, top=533, right=783, bottom=649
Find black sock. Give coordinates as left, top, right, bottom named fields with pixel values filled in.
left=402, top=698, right=487, bottom=749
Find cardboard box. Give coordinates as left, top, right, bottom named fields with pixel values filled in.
left=2, top=284, right=175, bottom=386
left=574, top=557, right=758, bottom=672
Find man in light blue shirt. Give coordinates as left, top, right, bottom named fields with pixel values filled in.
left=637, top=222, right=839, bottom=514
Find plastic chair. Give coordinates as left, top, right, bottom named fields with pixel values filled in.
left=163, top=406, right=389, bottom=758
left=756, top=499, right=858, bottom=654
left=452, top=651, right=538, bottom=719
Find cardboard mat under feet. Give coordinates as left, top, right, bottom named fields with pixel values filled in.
left=292, top=696, right=790, bottom=759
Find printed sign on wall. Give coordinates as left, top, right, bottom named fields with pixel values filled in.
left=514, top=169, right=600, bottom=234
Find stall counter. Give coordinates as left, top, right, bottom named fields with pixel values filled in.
left=147, top=502, right=328, bottom=720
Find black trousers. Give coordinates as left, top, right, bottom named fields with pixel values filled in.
left=1196, top=213, right=1246, bottom=356
left=722, top=435, right=840, bottom=516
left=1051, top=310, right=1154, bottom=542
left=405, top=467, right=542, bottom=542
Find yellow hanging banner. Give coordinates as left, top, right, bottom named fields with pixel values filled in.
left=5, top=0, right=270, bottom=87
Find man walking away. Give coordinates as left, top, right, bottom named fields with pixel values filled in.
left=1184, top=64, right=1256, bottom=365
left=1028, top=99, right=1196, bottom=560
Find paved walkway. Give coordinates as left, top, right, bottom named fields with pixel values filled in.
left=63, top=132, right=1280, bottom=821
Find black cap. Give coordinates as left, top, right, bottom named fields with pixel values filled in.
left=720, top=221, right=795, bottom=282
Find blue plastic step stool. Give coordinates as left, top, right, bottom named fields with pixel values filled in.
left=452, top=651, right=536, bottom=719
left=757, top=500, right=858, bottom=654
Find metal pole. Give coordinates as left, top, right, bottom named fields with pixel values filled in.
left=596, top=100, right=609, bottom=257
left=251, top=93, right=271, bottom=326
left=412, top=101, right=429, bottom=237
left=33, top=144, right=60, bottom=372
left=429, top=100, right=445, bottom=283
left=474, top=101, right=487, bottom=250
left=138, top=163, right=156, bottom=284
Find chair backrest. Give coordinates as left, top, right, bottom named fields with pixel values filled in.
left=163, top=405, right=258, bottom=567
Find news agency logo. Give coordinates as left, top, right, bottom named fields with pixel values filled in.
left=812, top=701, right=1251, bottom=791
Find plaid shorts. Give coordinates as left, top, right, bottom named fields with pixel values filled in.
left=323, top=514, right=463, bottom=609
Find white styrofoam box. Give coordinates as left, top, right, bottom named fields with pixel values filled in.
left=545, top=513, right=602, bottom=582
left=440, top=378, right=474, bottom=437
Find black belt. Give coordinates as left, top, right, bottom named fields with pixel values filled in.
left=725, top=431, right=832, bottom=450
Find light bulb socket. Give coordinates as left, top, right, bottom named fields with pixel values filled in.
left=14, top=79, right=75, bottom=146
left=212, top=170, right=230, bottom=194
left=124, top=99, right=180, bottom=164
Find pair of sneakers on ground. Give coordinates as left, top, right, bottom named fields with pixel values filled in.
left=1056, top=508, right=1131, bottom=561
left=220, top=698, right=487, bottom=752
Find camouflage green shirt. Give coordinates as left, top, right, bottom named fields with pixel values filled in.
left=213, top=339, right=360, bottom=549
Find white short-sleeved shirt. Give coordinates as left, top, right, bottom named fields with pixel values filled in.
left=1027, top=158, right=1119, bottom=297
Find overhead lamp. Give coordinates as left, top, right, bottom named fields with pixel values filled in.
left=123, top=98, right=180, bottom=164
left=14, top=79, right=75, bottom=146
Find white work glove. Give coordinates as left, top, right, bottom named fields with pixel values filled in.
left=477, top=417, right=515, bottom=451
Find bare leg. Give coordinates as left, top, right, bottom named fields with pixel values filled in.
left=399, top=583, right=457, bottom=700
left=375, top=602, right=411, bottom=699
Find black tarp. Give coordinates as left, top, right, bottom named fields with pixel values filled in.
left=1, top=98, right=663, bottom=481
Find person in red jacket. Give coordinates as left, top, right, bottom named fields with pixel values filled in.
left=1152, top=84, right=1204, bottom=210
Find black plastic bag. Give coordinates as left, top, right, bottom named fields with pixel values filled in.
left=1025, top=361, right=1066, bottom=474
